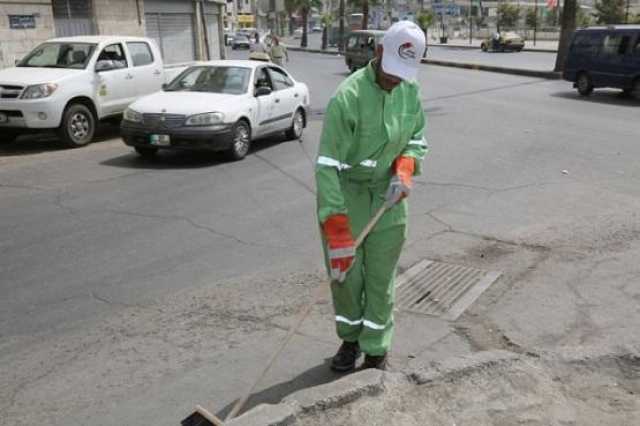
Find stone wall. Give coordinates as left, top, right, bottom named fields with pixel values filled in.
left=0, top=0, right=55, bottom=68
left=93, top=0, right=145, bottom=36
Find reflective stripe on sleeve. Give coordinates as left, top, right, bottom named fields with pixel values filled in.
left=359, top=159, right=377, bottom=168
left=336, top=315, right=363, bottom=326
left=317, top=155, right=352, bottom=170
left=328, top=247, right=355, bottom=259
left=408, top=137, right=427, bottom=147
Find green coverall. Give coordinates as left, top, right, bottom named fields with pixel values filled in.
left=316, top=62, right=428, bottom=356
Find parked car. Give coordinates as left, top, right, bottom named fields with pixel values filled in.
left=121, top=61, right=310, bottom=160
left=480, top=32, right=524, bottom=52
left=0, top=36, right=167, bottom=146
left=312, top=25, right=323, bottom=33
left=293, top=28, right=303, bottom=39
left=232, top=35, right=251, bottom=50
left=563, top=25, right=640, bottom=98
left=344, top=30, right=385, bottom=72
left=224, top=32, right=234, bottom=46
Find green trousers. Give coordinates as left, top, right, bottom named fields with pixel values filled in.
left=324, top=178, right=407, bottom=356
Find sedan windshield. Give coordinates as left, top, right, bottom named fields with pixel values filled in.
left=166, top=66, right=251, bottom=95
left=18, top=43, right=96, bottom=69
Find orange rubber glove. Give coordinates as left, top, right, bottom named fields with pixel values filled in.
left=385, top=156, right=415, bottom=206
left=322, top=214, right=355, bottom=283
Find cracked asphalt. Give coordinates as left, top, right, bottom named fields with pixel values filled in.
left=2, top=50, right=640, bottom=425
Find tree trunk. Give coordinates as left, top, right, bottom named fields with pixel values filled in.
left=288, top=13, right=294, bottom=36
left=362, top=0, right=369, bottom=30
left=301, top=9, right=309, bottom=48
left=554, top=0, right=576, bottom=71
left=322, top=25, right=328, bottom=50
left=339, top=0, right=345, bottom=52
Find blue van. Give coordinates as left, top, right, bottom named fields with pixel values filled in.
left=563, top=25, right=640, bottom=98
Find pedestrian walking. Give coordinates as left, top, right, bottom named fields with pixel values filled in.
left=315, top=21, right=428, bottom=372
left=269, top=36, right=288, bottom=67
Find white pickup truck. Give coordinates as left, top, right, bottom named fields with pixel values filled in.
left=0, top=35, right=184, bottom=147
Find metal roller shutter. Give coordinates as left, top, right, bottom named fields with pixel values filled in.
left=52, top=0, right=95, bottom=37
left=144, top=13, right=196, bottom=64
left=205, top=14, right=220, bottom=60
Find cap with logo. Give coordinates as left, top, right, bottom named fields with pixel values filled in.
left=381, top=21, right=426, bottom=81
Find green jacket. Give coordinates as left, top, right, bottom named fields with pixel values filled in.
left=315, top=62, right=428, bottom=224
left=270, top=44, right=287, bottom=59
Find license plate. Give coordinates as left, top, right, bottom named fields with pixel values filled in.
left=150, top=134, right=170, bottom=146
left=0, top=113, right=7, bottom=124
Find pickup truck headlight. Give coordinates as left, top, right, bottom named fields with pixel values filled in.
left=123, top=108, right=142, bottom=123
left=20, top=83, right=58, bottom=100
left=185, top=112, right=225, bottom=127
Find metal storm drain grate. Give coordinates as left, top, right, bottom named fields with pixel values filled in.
left=395, top=260, right=502, bottom=321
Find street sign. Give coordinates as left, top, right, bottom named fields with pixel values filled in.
left=431, top=4, right=461, bottom=17
left=9, top=15, right=36, bottom=29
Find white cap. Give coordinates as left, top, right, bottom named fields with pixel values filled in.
left=381, top=21, right=426, bottom=81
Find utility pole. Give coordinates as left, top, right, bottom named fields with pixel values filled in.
left=534, top=0, right=537, bottom=46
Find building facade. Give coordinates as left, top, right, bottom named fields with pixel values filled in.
left=0, top=0, right=225, bottom=69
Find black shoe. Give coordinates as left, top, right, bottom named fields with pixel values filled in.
left=362, top=353, right=390, bottom=371
left=330, top=341, right=361, bottom=372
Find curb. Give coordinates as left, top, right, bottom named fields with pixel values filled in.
left=284, top=45, right=561, bottom=79
left=430, top=44, right=557, bottom=53
left=224, top=344, right=640, bottom=426
left=421, top=58, right=562, bottom=79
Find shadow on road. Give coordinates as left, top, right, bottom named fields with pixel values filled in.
left=101, top=134, right=292, bottom=170
left=551, top=90, right=640, bottom=107
left=214, top=358, right=344, bottom=420
left=0, top=123, right=121, bottom=157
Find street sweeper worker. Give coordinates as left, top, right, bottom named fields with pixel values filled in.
left=315, top=21, right=428, bottom=372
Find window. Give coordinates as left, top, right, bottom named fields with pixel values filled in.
left=267, top=67, right=294, bottom=91
left=18, top=42, right=96, bottom=69
left=601, top=34, right=630, bottom=56
left=97, top=44, right=128, bottom=69
left=255, top=68, right=273, bottom=90
left=166, top=66, right=251, bottom=94
left=127, top=42, right=154, bottom=67
left=634, top=36, right=640, bottom=56
left=572, top=33, right=601, bottom=56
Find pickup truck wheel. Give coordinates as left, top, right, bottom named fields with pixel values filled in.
left=226, top=120, right=251, bottom=161
left=1, top=130, right=18, bottom=143
left=285, top=108, right=305, bottom=140
left=577, top=72, right=593, bottom=96
left=134, top=146, right=158, bottom=158
left=58, top=103, right=95, bottom=147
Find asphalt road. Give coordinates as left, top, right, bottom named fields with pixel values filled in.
left=2, top=51, right=640, bottom=425
left=282, top=31, right=557, bottom=71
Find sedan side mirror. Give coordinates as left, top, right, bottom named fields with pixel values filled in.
left=96, top=59, right=116, bottom=72
left=161, top=83, right=168, bottom=90
left=255, top=86, right=272, bottom=97
left=14, top=59, right=21, bottom=66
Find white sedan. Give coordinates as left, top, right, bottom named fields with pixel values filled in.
left=121, top=60, right=310, bottom=160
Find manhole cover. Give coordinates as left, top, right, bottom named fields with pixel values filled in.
left=395, top=260, right=501, bottom=321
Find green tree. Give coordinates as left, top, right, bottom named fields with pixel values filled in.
left=417, top=10, right=435, bottom=41
left=498, top=3, right=521, bottom=29
left=633, top=14, right=640, bottom=24
left=545, top=9, right=558, bottom=27
left=284, top=0, right=297, bottom=36
left=294, top=0, right=322, bottom=48
left=525, top=8, right=538, bottom=29
left=321, top=13, right=334, bottom=50
left=576, top=5, right=593, bottom=27
left=593, top=0, right=625, bottom=24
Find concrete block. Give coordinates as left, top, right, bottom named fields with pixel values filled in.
left=283, top=368, right=394, bottom=415
left=226, top=402, right=298, bottom=426
left=409, top=349, right=520, bottom=385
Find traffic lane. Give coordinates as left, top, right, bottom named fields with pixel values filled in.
left=427, top=45, right=556, bottom=71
